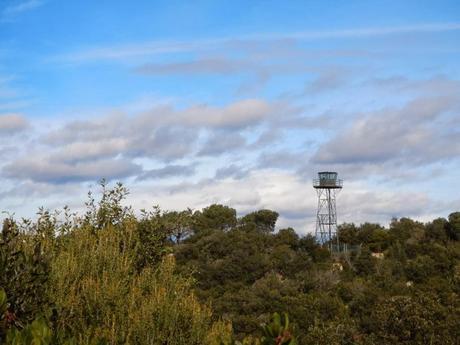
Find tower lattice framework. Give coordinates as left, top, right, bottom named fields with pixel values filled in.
left=313, top=172, right=342, bottom=251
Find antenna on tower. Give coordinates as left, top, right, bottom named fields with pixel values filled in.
left=313, top=172, right=343, bottom=252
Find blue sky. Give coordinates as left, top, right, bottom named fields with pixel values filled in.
left=1, top=0, right=459, bottom=232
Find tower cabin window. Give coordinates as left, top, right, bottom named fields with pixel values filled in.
left=318, top=172, right=337, bottom=187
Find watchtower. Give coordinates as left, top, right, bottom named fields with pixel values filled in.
left=313, top=172, right=343, bottom=251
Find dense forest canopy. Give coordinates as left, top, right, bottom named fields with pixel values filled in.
left=1, top=182, right=459, bottom=344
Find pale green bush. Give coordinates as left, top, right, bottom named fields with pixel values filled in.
left=50, top=221, right=215, bottom=345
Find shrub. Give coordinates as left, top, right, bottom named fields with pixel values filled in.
left=50, top=222, right=216, bottom=344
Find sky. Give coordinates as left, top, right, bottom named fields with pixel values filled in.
left=0, top=0, right=460, bottom=233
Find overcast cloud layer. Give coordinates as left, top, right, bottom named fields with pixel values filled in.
left=1, top=1, right=459, bottom=232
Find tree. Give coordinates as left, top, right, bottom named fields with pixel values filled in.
left=338, top=223, right=358, bottom=245
left=0, top=218, right=51, bottom=332
left=447, top=212, right=460, bottom=240
left=194, top=204, right=237, bottom=232
left=353, top=247, right=376, bottom=276
left=50, top=224, right=220, bottom=345
left=163, top=209, right=194, bottom=244
left=405, top=255, right=436, bottom=283
left=274, top=228, right=299, bottom=247
left=241, top=210, right=279, bottom=233
left=84, top=180, right=132, bottom=229
left=298, top=235, right=330, bottom=263
left=370, top=294, right=454, bottom=345
left=425, top=218, right=448, bottom=243
left=389, top=217, right=424, bottom=244
left=136, top=206, right=172, bottom=268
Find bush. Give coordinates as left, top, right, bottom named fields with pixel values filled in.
left=50, top=222, right=216, bottom=344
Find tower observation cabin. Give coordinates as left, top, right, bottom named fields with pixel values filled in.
left=313, top=172, right=343, bottom=251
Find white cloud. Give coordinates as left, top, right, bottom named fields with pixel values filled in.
left=312, top=83, right=460, bottom=166
left=125, top=169, right=441, bottom=234
left=137, top=164, right=196, bottom=181
left=198, top=131, right=247, bottom=156
left=1, top=99, right=281, bottom=184
left=0, top=113, right=29, bottom=134
left=0, top=74, right=458, bottom=230
left=51, top=139, right=128, bottom=163
left=3, top=157, right=141, bottom=184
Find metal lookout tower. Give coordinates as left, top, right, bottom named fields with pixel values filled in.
left=313, top=172, right=343, bottom=251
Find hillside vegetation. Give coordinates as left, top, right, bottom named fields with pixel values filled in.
left=1, top=182, right=459, bottom=344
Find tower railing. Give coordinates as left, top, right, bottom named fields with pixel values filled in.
left=313, top=179, right=343, bottom=188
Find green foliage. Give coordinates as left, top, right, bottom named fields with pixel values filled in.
left=389, top=218, right=425, bottom=246
left=353, top=247, right=376, bottom=276
left=405, top=255, right=436, bottom=283
left=84, top=180, right=132, bottom=229
left=194, top=204, right=237, bottom=232
left=1, top=182, right=233, bottom=345
left=258, top=313, right=297, bottom=345
left=370, top=294, right=458, bottom=345
left=0, top=288, right=8, bottom=338
left=50, top=222, right=214, bottom=344
left=337, top=223, right=358, bottom=245
left=6, top=317, right=53, bottom=345
left=0, top=217, right=51, bottom=330
left=240, top=210, right=279, bottom=233
left=177, top=212, right=460, bottom=343
left=447, top=212, right=460, bottom=240
left=206, top=313, right=298, bottom=345
left=163, top=209, right=194, bottom=243
left=425, top=218, right=449, bottom=243
left=1, top=181, right=459, bottom=345
left=1, top=289, right=76, bottom=345
left=339, top=222, right=389, bottom=251
left=136, top=206, right=173, bottom=268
